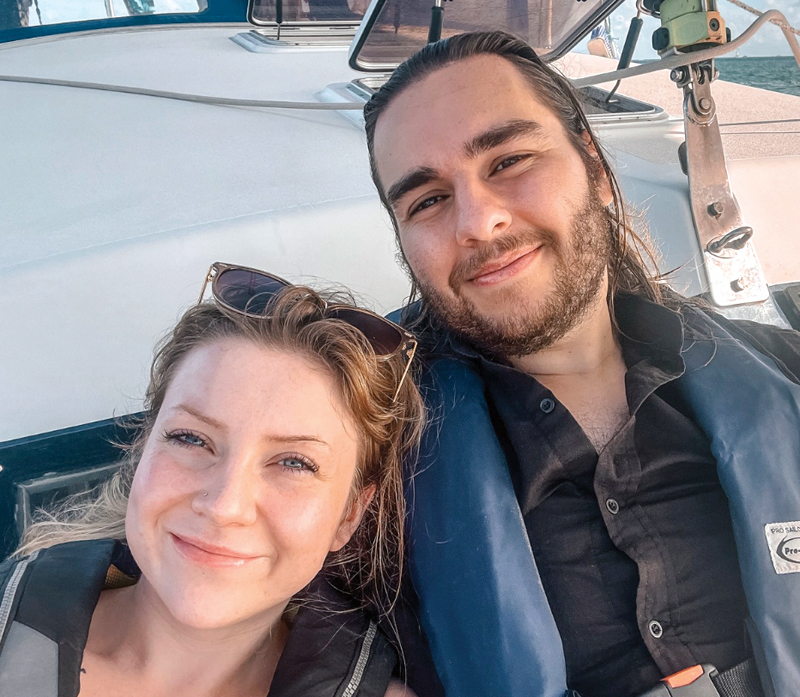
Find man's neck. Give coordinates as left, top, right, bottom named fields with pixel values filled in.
left=509, top=291, right=620, bottom=380
left=509, top=291, right=629, bottom=452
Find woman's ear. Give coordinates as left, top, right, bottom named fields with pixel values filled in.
left=580, top=129, right=614, bottom=207
left=330, top=484, right=376, bottom=552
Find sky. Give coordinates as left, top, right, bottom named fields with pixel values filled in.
left=578, top=0, right=800, bottom=58
left=25, top=0, right=800, bottom=58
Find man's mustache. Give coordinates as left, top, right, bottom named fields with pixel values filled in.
left=449, top=230, right=555, bottom=291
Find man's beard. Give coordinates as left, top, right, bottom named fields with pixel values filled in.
left=416, top=191, right=612, bottom=358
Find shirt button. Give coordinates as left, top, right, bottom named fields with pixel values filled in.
left=540, top=397, right=555, bottom=414
left=605, top=498, right=620, bottom=515
left=648, top=621, right=664, bottom=639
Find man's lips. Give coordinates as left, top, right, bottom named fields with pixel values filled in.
left=467, top=246, right=542, bottom=287
left=171, top=533, right=264, bottom=568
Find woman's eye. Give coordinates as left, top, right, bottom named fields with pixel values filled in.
left=494, top=154, right=529, bottom=173
left=278, top=454, right=318, bottom=474
left=164, top=430, right=208, bottom=449
left=409, top=194, right=445, bottom=217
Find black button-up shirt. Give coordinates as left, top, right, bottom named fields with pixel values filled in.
left=477, top=296, right=785, bottom=697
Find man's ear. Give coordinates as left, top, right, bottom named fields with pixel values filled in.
left=580, top=129, right=614, bottom=207
left=330, top=484, right=376, bottom=552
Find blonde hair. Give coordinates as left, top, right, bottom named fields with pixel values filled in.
left=18, top=287, right=424, bottom=614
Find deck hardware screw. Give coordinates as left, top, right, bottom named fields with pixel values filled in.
left=708, top=202, right=724, bottom=218
left=731, top=277, right=750, bottom=293
left=709, top=18, right=720, bottom=31
left=698, top=97, right=713, bottom=112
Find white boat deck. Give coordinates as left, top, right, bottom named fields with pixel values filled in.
left=1, top=26, right=799, bottom=442
left=555, top=52, right=800, bottom=160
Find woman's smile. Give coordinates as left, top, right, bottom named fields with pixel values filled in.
left=170, top=533, right=266, bottom=568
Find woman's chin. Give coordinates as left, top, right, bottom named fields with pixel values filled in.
left=137, top=577, right=286, bottom=632
left=162, top=593, right=287, bottom=632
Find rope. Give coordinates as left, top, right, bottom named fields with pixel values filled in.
left=0, top=74, right=364, bottom=110
left=724, top=0, right=800, bottom=38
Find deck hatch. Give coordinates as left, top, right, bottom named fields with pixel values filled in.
left=349, top=0, right=626, bottom=72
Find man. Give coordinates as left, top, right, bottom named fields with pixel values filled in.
left=364, top=31, right=800, bottom=697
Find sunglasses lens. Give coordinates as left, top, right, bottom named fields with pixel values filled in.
left=327, top=308, right=404, bottom=356
left=215, top=269, right=288, bottom=315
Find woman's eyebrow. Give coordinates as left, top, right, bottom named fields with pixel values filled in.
left=171, top=404, right=330, bottom=448
left=172, top=404, right=225, bottom=430
left=464, top=119, right=545, bottom=159
left=268, top=434, right=331, bottom=449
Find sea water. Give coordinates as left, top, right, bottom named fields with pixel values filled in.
left=716, top=55, right=800, bottom=97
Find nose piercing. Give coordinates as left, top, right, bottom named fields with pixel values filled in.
left=202, top=492, right=208, bottom=497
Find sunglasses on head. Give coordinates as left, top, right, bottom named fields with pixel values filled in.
left=199, top=262, right=417, bottom=400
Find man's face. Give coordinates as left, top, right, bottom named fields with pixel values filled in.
left=372, top=55, right=614, bottom=356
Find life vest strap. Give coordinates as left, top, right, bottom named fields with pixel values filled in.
left=637, top=659, right=764, bottom=697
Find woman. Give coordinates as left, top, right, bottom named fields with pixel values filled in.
left=0, top=263, right=422, bottom=697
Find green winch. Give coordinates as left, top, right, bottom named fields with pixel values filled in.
left=643, top=0, right=731, bottom=53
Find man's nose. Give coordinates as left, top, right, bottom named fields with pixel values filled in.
left=192, top=456, right=259, bottom=526
left=453, top=181, right=512, bottom=247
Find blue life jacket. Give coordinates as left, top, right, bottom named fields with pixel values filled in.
left=406, top=306, right=800, bottom=697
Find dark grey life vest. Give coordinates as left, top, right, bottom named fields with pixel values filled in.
left=403, top=303, right=800, bottom=697
left=0, top=539, right=396, bottom=697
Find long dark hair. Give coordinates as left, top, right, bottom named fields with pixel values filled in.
left=364, top=30, right=668, bottom=313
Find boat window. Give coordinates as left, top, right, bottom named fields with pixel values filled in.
left=0, top=418, right=136, bottom=559
left=15, top=463, right=122, bottom=542
left=250, top=0, right=367, bottom=25
left=3, top=0, right=208, bottom=32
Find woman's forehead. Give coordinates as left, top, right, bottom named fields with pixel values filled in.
left=161, top=339, right=358, bottom=448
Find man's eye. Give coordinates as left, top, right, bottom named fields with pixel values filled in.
left=278, top=454, right=318, bottom=474
left=410, top=194, right=445, bottom=216
left=164, top=430, right=208, bottom=449
left=494, top=154, right=529, bottom=173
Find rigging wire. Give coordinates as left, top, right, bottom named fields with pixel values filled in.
left=720, top=118, right=800, bottom=127
left=721, top=131, right=800, bottom=135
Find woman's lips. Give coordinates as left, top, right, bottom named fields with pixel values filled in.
left=171, top=533, right=263, bottom=568
left=468, top=246, right=542, bottom=287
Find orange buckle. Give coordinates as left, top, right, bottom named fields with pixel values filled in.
left=664, top=665, right=705, bottom=688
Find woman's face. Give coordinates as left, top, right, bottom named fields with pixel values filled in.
left=126, top=338, right=367, bottom=631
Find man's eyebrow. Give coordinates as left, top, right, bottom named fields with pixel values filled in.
left=386, top=166, right=439, bottom=208
left=464, top=119, right=545, bottom=159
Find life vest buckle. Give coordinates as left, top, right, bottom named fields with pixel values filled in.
left=638, top=664, right=721, bottom=696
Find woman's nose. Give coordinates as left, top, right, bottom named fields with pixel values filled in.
left=453, top=181, right=513, bottom=247
left=192, top=457, right=259, bottom=526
